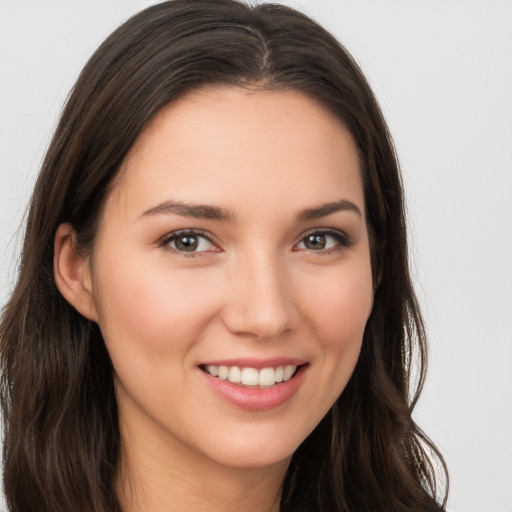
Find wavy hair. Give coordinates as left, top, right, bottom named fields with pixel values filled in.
left=1, top=1, right=448, bottom=510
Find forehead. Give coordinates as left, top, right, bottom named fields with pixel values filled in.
left=109, top=86, right=364, bottom=221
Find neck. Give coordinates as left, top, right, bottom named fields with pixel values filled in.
left=116, top=408, right=289, bottom=512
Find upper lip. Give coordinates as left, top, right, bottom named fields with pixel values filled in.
left=198, top=357, right=308, bottom=369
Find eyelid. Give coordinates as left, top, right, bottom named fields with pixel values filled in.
left=294, top=227, right=353, bottom=252
left=158, top=227, right=353, bottom=256
left=159, top=228, right=220, bottom=254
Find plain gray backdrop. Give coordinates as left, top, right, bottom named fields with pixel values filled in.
left=1, top=1, right=511, bottom=511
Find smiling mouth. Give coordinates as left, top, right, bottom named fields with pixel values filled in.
left=199, top=364, right=305, bottom=388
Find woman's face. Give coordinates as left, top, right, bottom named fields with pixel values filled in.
left=85, top=87, right=373, bottom=471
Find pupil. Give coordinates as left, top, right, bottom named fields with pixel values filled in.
left=176, top=235, right=198, bottom=252
left=306, top=234, right=326, bottom=250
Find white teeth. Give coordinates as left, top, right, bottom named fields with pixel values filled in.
left=258, top=367, right=275, bottom=386
left=228, top=366, right=241, bottom=383
left=204, top=364, right=298, bottom=386
left=218, top=365, right=229, bottom=380
left=241, top=367, right=259, bottom=386
left=284, top=365, right=296, bottom=381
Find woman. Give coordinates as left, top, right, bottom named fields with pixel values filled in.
left=0, top=1, right=448, bottom=511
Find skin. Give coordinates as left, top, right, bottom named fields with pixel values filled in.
left=55, top=87, right=374, bottom=512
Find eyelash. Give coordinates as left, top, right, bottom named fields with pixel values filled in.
left=295, top=228, right=353, bottom=254
left=159, top=229, right=217, bottom=258
left=159, top=228, right=353, bottom=257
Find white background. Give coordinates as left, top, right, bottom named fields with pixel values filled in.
left=1, top=1, right=511, bottom=511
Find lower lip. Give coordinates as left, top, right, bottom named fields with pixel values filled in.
left=200, top=365, right=307, bottom=411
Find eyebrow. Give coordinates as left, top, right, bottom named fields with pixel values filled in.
left=296, top=200, right=362, bottom=221
left=141, top=200, right=235, bottom=221
left=141, top=199, right=362, bottom=222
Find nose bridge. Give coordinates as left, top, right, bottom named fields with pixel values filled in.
left=223, top=246, right=297, bottom=338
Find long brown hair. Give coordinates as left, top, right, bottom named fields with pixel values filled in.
left=1, top=1, right=448, bottom=510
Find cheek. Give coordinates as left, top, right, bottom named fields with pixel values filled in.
left=302, top=267, right=373, bottom=346
left=92, top=255, right=222, bottom=357
left=294, top=265, right=373, bottom=427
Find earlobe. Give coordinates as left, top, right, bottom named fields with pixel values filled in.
left=54, top=223, right=98, bottom=322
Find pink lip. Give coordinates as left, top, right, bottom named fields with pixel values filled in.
left=199, top=363, right=308, bottom=411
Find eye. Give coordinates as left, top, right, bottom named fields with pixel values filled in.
left=162, top=230, right=216, bottom=254
left=295, top=230, right=351, bottom=252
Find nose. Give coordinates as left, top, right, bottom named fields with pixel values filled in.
left=221, top=252, right=299, bottom=339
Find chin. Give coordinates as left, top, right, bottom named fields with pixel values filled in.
left=192, top=422, right=310, bottom=471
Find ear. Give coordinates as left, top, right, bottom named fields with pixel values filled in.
left=54, top=223, right=98, bottom=322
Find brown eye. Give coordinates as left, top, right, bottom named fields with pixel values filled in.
left=175, top=235, right=199, bottom=252
left=296, top=230, right=351, bottom=252
left=303, top=234, right=327, bottom=250
left=164, top=231, right=215, bottom=253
